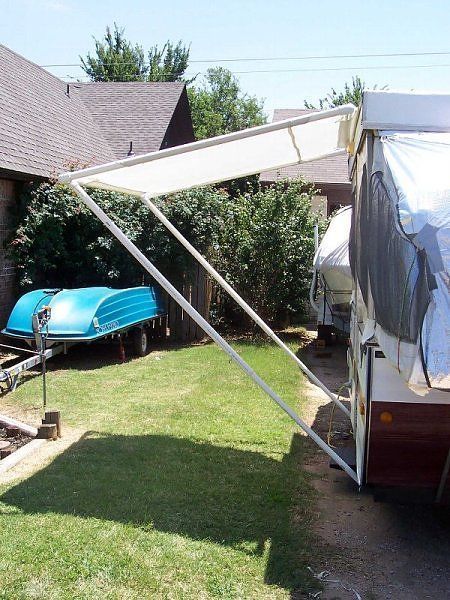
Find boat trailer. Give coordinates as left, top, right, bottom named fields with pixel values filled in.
left=0, top=343, right=67, bottom=392
left=0, top=286, right=167, bottom=392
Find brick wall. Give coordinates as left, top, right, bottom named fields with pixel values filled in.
left=0, top=179, right=17, bottom=326
left=317, top=184, right=352, bottom=216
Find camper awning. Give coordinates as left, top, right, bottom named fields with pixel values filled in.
left=58, top=102, right=360, bottom=483
left=59, top=105, right=354, bottom=197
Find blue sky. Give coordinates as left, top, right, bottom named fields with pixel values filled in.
left=2, top=0, right=450, bottom=116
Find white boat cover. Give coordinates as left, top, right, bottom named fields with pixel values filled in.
left=314, top=206, right=352, bottom=297
left=59, top=106, right=354, bottom=197
left=379, top=132, right=450, bottom=391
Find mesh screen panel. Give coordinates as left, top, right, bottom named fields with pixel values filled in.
left=368, top=172, right=430, bottom=342
left=349, top=166, right=369, bottom=304
left=351, top=169, right=431, bottom=344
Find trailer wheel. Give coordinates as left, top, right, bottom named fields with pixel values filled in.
left=132, top=327, right=150, bottom=357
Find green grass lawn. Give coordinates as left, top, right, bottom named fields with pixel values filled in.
left=0, top=335, right=318, bottom=599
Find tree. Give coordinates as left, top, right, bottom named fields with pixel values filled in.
left=147, top=41, right=191, bottom=82
left=11, top=183, right=226, bottom=290
left=80, top=24, right=147, bottom=82
left=11, top=180, right=321, bottom=330
left=304, top=76, right=364, bottom=110
left=188, top=67, right=266, bottom=140
left=80, top=23, right=190, bottom=83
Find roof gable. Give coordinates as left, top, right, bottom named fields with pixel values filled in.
left=0, top=44, right=115, bottom=179
left=0, top=44, right=191, bottom=180
left=72, top=81, right=187, bottom=158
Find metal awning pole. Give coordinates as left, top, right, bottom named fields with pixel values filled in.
left=141, top=194, right=350, bottom=418
left=70, top=181, right=359, bottom=484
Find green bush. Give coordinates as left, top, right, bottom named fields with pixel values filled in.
left=11, top=182, right=226, bottom=289
left=216, top=180, right=321, bottom=327
left=10, top=179, right=321, bottom=329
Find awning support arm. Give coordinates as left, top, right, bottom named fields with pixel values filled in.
left=70, top=181, right=359, bottom=484
left=141, top=193, right=350, bottom=418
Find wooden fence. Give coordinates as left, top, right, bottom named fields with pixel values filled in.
left=167, top=263, right=212, bottom=341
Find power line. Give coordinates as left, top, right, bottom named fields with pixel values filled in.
left=210, top=62, right=450, bottom=75
left=192, top=50, right=450, bottom=63
left=60, top=62, right=450, bottom=81
left=40, top=49, right=450, bottom=68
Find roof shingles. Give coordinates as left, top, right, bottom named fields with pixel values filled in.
left=0, top=44, right=187, bottom=179
left=71, top=82, right=186, bottom=158
left=0, top=44, right=115, bottom=178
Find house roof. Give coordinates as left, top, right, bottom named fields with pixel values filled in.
left=0, top=44, right=188, bottom=180
left=259, top=109, right=350, bottom=186
left=71, top=82, right=187, bottom=158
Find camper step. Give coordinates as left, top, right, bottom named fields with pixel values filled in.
left=329, top=444, right=356, bottom=471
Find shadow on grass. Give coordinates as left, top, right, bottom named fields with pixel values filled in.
left=3, top=339, right=172, bottom=383
left=1, top=431, right=315, bottom=593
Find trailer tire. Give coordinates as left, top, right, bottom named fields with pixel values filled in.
left=132, top=327, right=150, bottom=357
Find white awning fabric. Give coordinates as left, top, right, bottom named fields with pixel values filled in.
left=59, top=105, right=354, bottom=197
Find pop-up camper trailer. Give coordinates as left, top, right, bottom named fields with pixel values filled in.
left=348, top=91, right=450, bottom=500
left=56, top=93, right=449, bottom=500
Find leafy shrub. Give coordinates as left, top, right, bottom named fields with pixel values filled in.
left=10, top=179, right=321, bottom=329
left=11, top=182, right=226, bottom=290
left=215, top=180, right=321, bottom=327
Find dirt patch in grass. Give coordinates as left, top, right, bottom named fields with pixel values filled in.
left=0, top=427, right=85, bottom=486
left=0, top=404, right=37, bottom=471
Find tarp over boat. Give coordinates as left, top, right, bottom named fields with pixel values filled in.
left=3, top=286, right=165, bottom=341
left=314, top=206, right=352, bottom=300
left=311, top=206, right=352, bottom=333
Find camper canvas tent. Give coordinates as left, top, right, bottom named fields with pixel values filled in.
left=59, top=106, right=359, bottom=483
left=349, top=91, right=450, bottom=393
left=369, top=131, right=449, bottom=390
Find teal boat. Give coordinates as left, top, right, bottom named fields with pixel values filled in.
left=3, top=286, right=166, bottom=342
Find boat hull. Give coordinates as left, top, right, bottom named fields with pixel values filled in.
left=2, top=286, right=166, bottom=342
